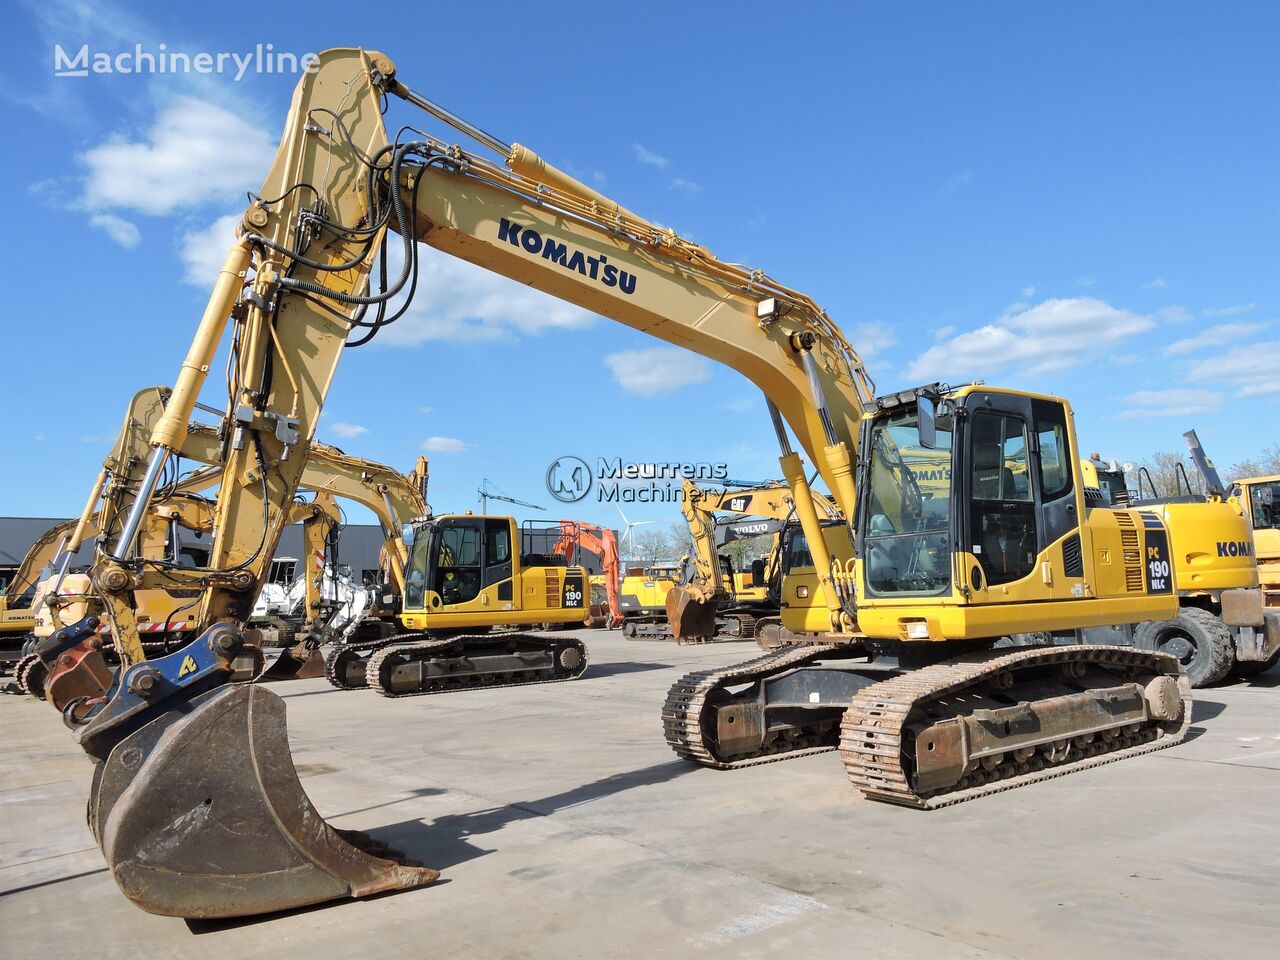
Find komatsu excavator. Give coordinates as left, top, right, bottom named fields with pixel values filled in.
left=1080, top=432, right=1278, bottom=684
left=51, top=48, right=1189, bottom=920
left=671, top=478, right=841, bottom=643
left=321, top=514, right=591, bottom=695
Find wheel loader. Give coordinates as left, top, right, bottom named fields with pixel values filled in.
left=44, top=48, right=1191, bottom=920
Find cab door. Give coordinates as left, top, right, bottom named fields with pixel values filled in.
left=958, top=393, right=1080, bottom=603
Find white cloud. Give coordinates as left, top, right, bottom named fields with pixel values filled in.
left=1185, top=342, right=1280, bottom=396
left=178, top=214, right=241, bottom=286
left=33, top=433, right=46, bottom=442
left=1203, top=303, right=1257, bottom=318
left=1115, top=389, right=1224, bottom=419
left=850, top=322, right=898, bottom=360
left=329, top=422, right=368, bottom=438
left=634, top=143, right=669, bottom=168
left=80, top=96, right=274, bottom=215
left=417, top=406, right=433, bottom=414
left=1143, top=278, right=1168, bottom=289
left=89, top=213, right=140, bottom=248
left=370, top=245, right=597, bottom=345
left=671, top=178, right=703, bottom=194
left=604, top=347, right=712, bottom=397
left=1021, top=287, right=1036, bottom=299
left=1163, top=322, right=1269, bottom=356
left=1156, top=305, right=1194, bottom=324
left=421, top=436, right=469, bottom=453
left=904, top=298, right=1155, bottom=382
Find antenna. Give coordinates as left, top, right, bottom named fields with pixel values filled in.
left=477, top=478, right=545, bottom=515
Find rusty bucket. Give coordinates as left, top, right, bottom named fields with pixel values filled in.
left=90, top=683, right=437, bottom=918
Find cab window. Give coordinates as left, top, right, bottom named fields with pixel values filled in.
left=970, top=411, right=1036, bottom=585
left=1033, top=400, right=1073, bottom=500
left=435, top=524, right=482, bottom=605
left=1250, top=480, right=1280, bottom=530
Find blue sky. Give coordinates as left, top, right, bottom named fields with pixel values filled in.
left=0, top=0, right=1276, bottom=532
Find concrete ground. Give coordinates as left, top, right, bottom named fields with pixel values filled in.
left=1, top=630, right=1277, bottom=959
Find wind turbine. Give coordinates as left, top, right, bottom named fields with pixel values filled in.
left=616, top=504, right=655, bottom=560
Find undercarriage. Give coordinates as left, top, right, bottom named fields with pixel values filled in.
left=663, top=641, right=1189, bottom=807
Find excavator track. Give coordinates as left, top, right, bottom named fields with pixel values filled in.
left=367, top=632, right=589, bottom=698
left=324, top=631, right=409, bottom=690
left=663, top=643, right=852, bottom=767
left=840, top=645, right=1191, bottom=809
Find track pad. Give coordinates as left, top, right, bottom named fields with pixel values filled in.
left=94, top=683, right=437, bottom=918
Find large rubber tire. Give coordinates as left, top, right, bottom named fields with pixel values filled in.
left=1134, top=607, right=1234, bottom=688
left=1232, top=647, right=1280, bottom=679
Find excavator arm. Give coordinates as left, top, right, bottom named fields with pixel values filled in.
left=553, top=521, right=622, bottom=627
left=669, top=479, right=842, bottom=640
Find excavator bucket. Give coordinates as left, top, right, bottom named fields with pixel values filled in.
left=666, top=586, right=719, bottom=644
left=257, top=641, right=328, bottom=682
left=89, top=683, right=437, bottom=918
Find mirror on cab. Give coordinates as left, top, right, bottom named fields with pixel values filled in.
left=918, top=394, right=937, bottom=449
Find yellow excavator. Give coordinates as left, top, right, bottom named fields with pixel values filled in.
left=27, top=385, right=434, bottom=705
left=1233, top=472, right=1280, bottom=668
left=670, top=478, right=841, bottom=643
left=49, top=48, right=1190, bottom=919
left=322, top=514, right=591, bottom=695
left=1081, top=433, right=1278, bottom=683
left=618, top=561, right=684, bottom=639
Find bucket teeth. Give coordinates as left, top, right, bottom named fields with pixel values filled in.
left=92, top=683, right=437, bottom=918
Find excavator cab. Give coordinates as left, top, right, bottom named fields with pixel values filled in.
left=851, top=386, right=1179, bottom=640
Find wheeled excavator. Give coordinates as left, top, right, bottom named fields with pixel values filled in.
left=48, top=48, right=1190, bottom=920
left=671, top=477, right=841, bottom=643
left=1078, top=432, right=1278, bottom=684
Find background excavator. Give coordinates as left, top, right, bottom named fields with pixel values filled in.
left=670, top=477, right=841, bottom=643
left=49, top=48, right=1191, bottom=920
left=1079, top=431, right=1278, bottom=684
left=26, top=383, right=434, bottom=707
left=555, top=521, right=622, bottom=628
left=322, top=513, right=592, bottom=695
left=1233, top=472, right=1280, bottom=645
